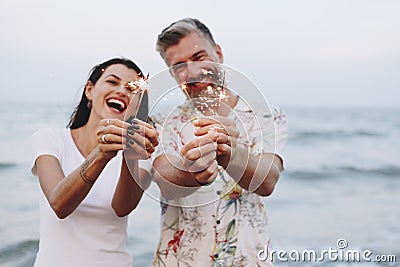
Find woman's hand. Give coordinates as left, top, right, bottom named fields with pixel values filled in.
left=96, top=118, right=158, bottom=161
left=96, top=118, right=128, bottom=161
left=123, top=118, right=159, bottom=161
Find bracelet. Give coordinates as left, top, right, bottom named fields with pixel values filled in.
left=194, top=177, right=213, bottom=186
left=79, top=167, right=96, bottom=185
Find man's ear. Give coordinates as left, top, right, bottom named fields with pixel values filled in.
left=215, top=44, right=224, bottom=64
left=85, top=81, right=93, bottom=101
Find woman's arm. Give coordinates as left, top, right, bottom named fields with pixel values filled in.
left=111, top=119, right=159, bottom=216
left=36, top=147, right=109, bottom=219
left=111, top=159, right=148, bottom=217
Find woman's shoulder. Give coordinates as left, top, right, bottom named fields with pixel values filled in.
left=33, top=127, right=68, bottom=135
left=32, top=128, right=69, bottom=143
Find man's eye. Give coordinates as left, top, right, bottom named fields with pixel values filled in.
left=194, top=55, right=205, bottom=61
left=173, top=63, right=187, bottom=74
left=193, top=53, right=207, bottom=61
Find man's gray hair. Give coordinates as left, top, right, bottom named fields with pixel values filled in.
left=156, top=18, right=216, bottom=59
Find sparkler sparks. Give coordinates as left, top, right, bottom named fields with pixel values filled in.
left=206, top=86, right=214, bottom=94
left=179, top=67, right=229, bottom=116
left=208, top=124, right=223, bottom=135
left=180, top=81, right=191, bottom=99
left=126, top=73, right=149, bottom=94
left=176, top=64, right=232, bottom=149
left=201, top=69, right=213, bottom=75
left=125, top=73, right=149, bottom=121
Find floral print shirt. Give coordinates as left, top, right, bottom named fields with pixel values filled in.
left=151, top=98, right=288, bottom=267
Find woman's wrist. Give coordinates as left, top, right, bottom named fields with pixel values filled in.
left=92, top=146, right=112, bottom=164
left=122, top=150, right=139, bottom=162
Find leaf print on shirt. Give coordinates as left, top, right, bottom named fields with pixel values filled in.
left=239, top=193, right=268, bottom=234
left=211, top=219, right=238, bottom=266
left=166, top=229, right=184, bottom=257
left=180, top=207, right=207, bottom=241
left=221, top=183, right=243, bottom=215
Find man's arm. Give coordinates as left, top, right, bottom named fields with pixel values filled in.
left=224, top=147, right=283, bottom=196
left=194, top=116, right=284, bottom=196
left=153, top=133, right=219, bottom=200
left=153, top=154, right=200, bottom=199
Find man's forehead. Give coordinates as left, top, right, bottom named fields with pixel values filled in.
left=164, top=32, right=211, bottom=65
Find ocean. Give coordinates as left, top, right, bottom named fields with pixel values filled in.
left=0, top=103, right=399, bottom=267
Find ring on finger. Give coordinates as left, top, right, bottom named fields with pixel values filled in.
left=145, top=143, right=153, bottom=150
left=226, top=135, right=231, bottom=146
left=102, top=134, right=108, bottom=144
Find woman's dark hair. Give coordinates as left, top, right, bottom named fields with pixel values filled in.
left=67, top=57, right=145, bottom=129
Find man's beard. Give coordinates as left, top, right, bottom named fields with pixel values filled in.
left=186, top=83, right=225, bottom=114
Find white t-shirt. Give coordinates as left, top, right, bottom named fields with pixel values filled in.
left=31, top=128, right=150, bottom=267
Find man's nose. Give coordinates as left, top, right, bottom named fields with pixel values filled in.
left=186, top=62, right=203, bottom=81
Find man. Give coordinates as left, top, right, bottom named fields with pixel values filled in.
left=151, top=18, right=287, bottom=266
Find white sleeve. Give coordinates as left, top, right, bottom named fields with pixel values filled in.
left=272, top=106, right=288, bottom=168
left=31, top=128, right=63, bottom=176
left=138, top=159, right=152, bottom=173
left=253, top=106, right=288, bottom=168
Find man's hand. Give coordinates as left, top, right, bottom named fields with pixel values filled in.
left=193, top=116, right=240, bottom=169
left=180, top=132, right=219, bottom=185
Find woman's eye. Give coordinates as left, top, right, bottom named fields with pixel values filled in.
left=106, top=80, right=118, bottom=85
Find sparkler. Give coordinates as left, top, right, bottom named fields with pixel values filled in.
left=125, top=73, right=149, bottom=122
left=202, top=69, right=228, bottom=116
left=180, top=81, right=191, bottom=100
left=177, top=64, right=230, bottom=147
left=179, top=66, right=229, bottom=117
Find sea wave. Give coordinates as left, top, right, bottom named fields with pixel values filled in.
left=338, top=166, right=400, bottom=177
left=0, top=162, right=17, bottom=170
left=0, top=240, right=38, bottom=266
left=286, top=165, right=400, bottom=179
left=285, top=169, right=338, bottom=180
left=290, top=129, right=383, bottom=141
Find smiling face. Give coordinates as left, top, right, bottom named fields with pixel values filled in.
left=85, top=64, right=140, bottom=121
left=164, top=32, right=224, bottom=98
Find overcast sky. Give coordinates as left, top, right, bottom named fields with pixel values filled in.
left=1, top=0, right=399, bottom=107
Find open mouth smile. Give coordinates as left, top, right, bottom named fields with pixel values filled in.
left=106, top=98, right=127, bottom=113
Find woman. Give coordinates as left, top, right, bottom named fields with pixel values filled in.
left=31, top=58, right=158, bottom=266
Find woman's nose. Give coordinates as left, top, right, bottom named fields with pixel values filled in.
left=116, top=85, right=128, bottom=96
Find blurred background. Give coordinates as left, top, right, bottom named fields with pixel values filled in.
left=0, top=1, right=399, bottom=266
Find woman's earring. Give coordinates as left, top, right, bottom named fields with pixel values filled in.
left=87, top=100, right=92, bottom=109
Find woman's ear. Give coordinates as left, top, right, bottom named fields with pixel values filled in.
left=215, top=44, right=224, bottom=64
left=85, top=81, right=93, bottom=101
